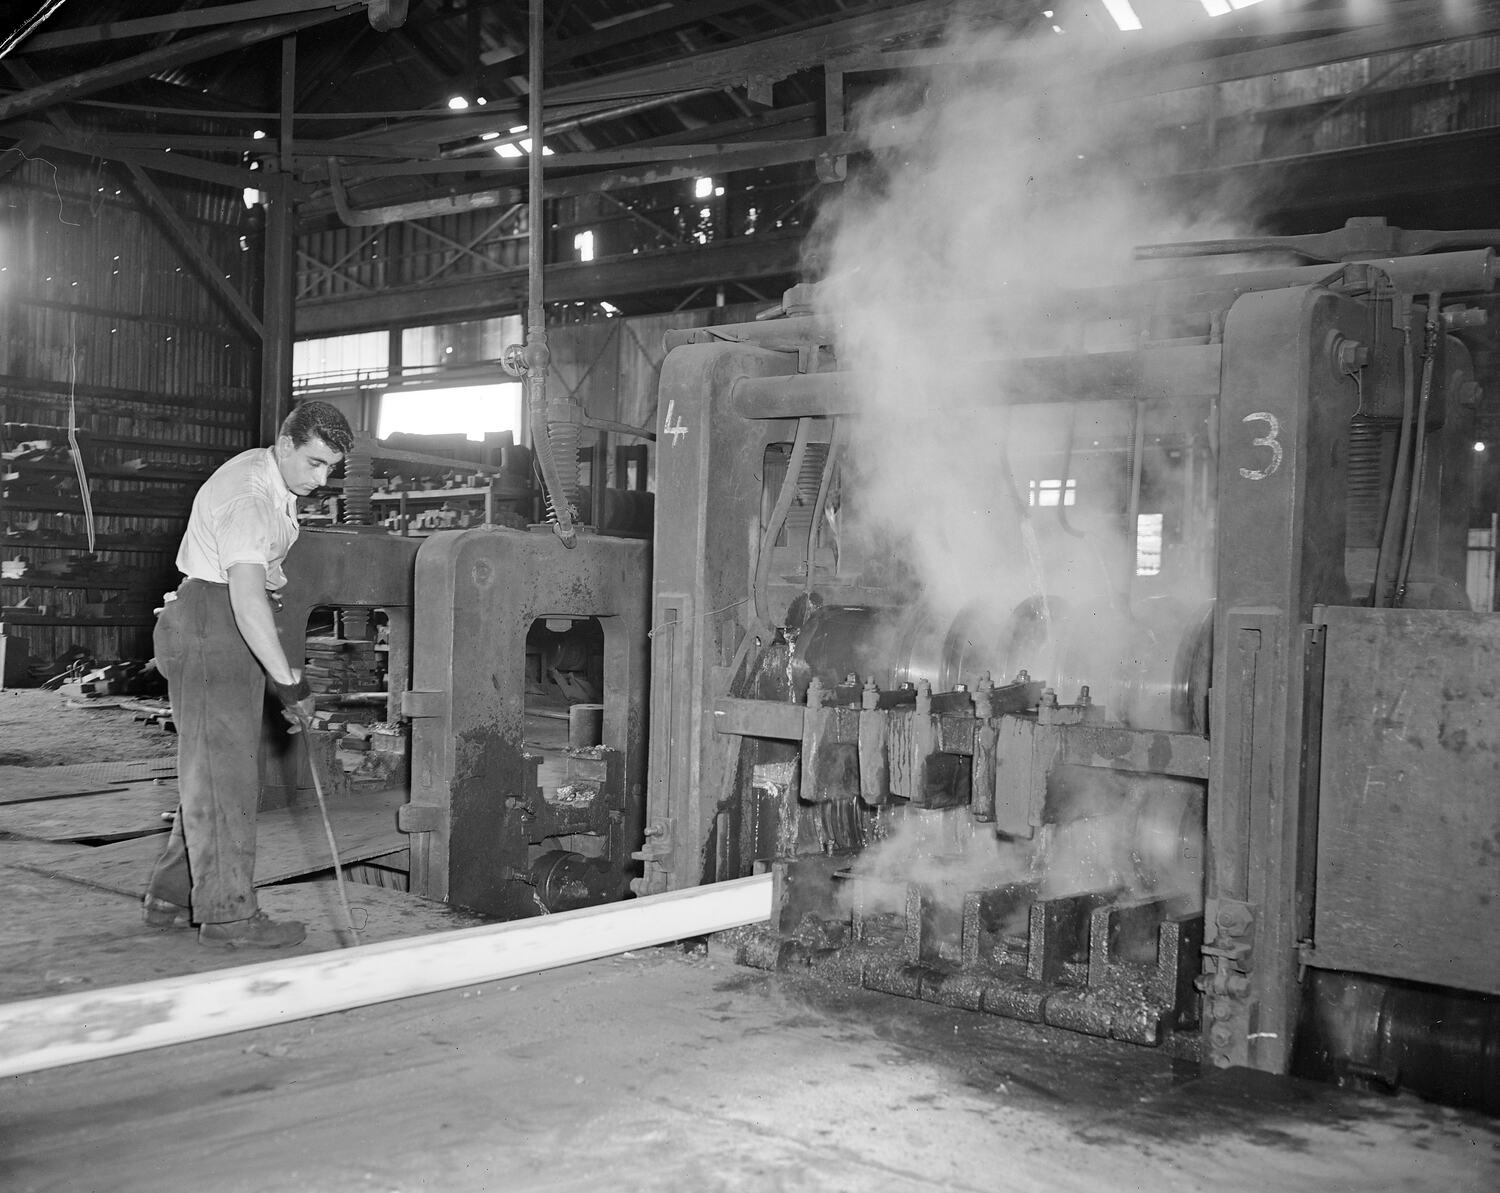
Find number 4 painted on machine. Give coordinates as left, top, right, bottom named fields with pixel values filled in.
left=1239, top=411, right=1283, bottom=481
left=663, top=399, right=689, bottom=444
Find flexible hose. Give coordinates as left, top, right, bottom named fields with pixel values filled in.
left=296, top=710, right=362, bottom=948
left=1393, top=293, right=1441, bottom=605
left=1372, top=302, right=1420, bottom=607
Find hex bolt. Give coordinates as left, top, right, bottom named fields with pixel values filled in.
left=1217, top=904, right=1254, bottom=936
left=1334, top=337, right=1370, bottom=373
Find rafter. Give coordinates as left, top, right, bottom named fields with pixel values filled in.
left=296, top=229, right=805, bottom=335
left=18, top=0, right=354, bottom=52
left=0, top=8, right=354, bottom=123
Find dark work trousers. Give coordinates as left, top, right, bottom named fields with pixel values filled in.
left=145, top=579, right=264, bottom=924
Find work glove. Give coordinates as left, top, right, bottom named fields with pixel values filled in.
left=272, top=675, right=317, bottom=733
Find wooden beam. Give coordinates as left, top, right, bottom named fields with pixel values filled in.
left=295, top=231, right=803, bottom=334
left=19, top=0, right=353, bottom=51
left=825, top=0, right=1500, bottom=100
left=306, top=137, right=824, bottom=227
left=0, top=874, right=772, bottom=1078
left=0, top=119, right=265, bottom=188
left=337, top=131, right=853, bottom=180
left=478, top=0, right=766, bottom=89
left=540, top=0, right=949, bottom=104
left=125, top=165, right=265, bottom=341
left=0, top=9, right=352, bottom=123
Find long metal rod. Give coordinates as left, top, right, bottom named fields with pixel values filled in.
left=527, top=0, right=544, bottom=326
left=0, top=875, right=773, bottom=1078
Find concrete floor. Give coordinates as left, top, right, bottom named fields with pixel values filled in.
left=3, top=938, right=1497, bottom=1193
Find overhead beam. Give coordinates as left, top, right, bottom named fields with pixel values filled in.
left=335, top=131, right=852, bottom=181
left=1, top=120, right=268, bottom=188
left=295, top=231, right=804, bottom=334
left=3, top=60, right=263, bottom=340
left=18, top=0, right=354, bottom=52
left=125, top=165, right=265, bottom=341
left=0, top=874, right=773, bottom=1079
left=825, top=0, right=1500, bottom=100
left=300, top=131, right=832, bottom=224
left=478, top=0, right=766, bottom=88
left=540, top=0, right=949, bottom=103
left=0, top=8, right=353, bottom=124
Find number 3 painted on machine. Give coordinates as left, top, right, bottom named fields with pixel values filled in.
left=1238, top=412, right=1282, bottom=481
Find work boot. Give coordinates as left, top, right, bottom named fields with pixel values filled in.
left=199, top=911, right=307, bottom=949
left=142, top=895, right=192, bottom=929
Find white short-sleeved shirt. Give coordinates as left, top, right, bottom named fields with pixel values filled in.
left=176, top=447, right=299, bottom=590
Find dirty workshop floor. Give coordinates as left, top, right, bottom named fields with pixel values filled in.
left=1, top=689, right=1497, bottom=1193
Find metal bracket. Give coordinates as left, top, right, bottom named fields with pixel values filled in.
left=400, top=689, right=447, bottom=719
left=397, top=803, right=448, bottom=835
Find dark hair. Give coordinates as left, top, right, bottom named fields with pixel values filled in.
left=280, top=400, right=353, bottom=455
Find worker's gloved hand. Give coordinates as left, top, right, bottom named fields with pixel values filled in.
left=272, top=675, right=316, bottom=733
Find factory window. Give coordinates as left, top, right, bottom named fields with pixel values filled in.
left=293, top=331, right=389, bottom=387
left=574, top=230, right=595, bottom=262
left=377, top=383, right=524, bottom=443
left=1028, top=478, right=1076, bottom=507
left=1135, top=513, right=1164, bottom=576
left=401, top=316, right=520, bottom=371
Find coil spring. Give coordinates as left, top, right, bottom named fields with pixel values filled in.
left=545, top=415, right=581, bottom=519
left=1346, top=419, right=1387, bottom=547
left=341, top=443, right=374, bottom=525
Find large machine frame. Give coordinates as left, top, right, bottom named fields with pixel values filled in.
left=642, top=229, right=1500, bottom=1089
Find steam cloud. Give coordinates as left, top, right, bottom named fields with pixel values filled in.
left=806, top=19, right=1234, bottom=920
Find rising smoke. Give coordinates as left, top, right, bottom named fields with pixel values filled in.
left=807, top=17, right=1233, bottom=916
left=807, top=17, right=1231, bottom=653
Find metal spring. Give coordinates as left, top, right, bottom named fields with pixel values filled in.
left=1346, top=419, right=1387, bottom=547
left=545, top=415, right=582, bottom=518
left=341, top=444, right=374, bottom=525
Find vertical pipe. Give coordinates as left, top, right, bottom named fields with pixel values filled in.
left=515, top=0, right=578, bottom=547
left=526, top=0, right=543, bottom=330
left=258, top=34, right=297, bottom=443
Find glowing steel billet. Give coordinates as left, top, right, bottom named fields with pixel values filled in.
left=0, top=875, right=772, bottom=1078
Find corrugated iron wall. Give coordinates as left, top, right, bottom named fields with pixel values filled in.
left=1, top=158, right=260, bottom=671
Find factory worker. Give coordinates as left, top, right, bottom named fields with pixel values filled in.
left=141, top=400, right=353, bottom=948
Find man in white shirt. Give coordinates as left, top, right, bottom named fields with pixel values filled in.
left=143, top=400, right=352, bottom=948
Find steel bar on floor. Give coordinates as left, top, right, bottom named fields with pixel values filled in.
left=0, top=874, right=772, bottom=1079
